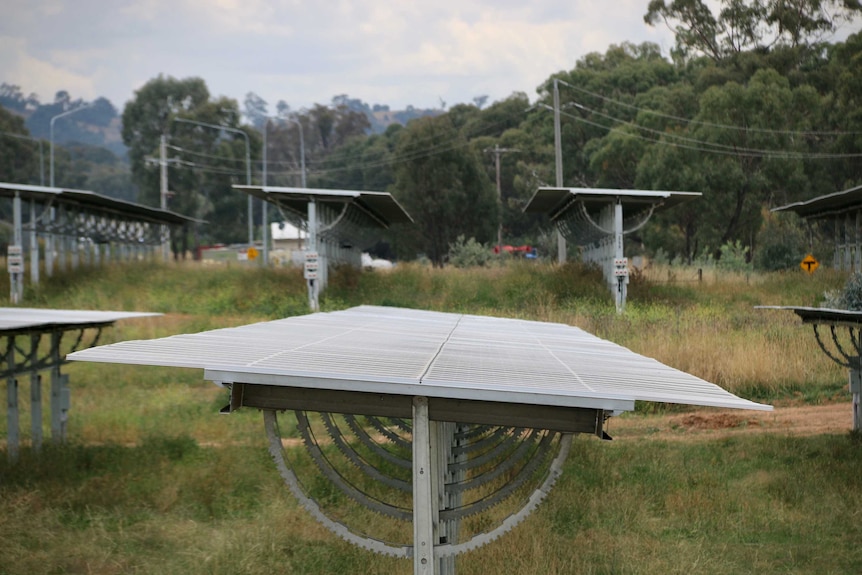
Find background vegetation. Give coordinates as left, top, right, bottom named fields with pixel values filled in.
left=3, top=0, right=861, bottom=265
left=1, top=260, right=860, bottom=574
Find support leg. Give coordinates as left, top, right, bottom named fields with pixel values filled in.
left=413, top=396, right=436, bottom=575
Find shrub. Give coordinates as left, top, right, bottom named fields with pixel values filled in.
left=448, top=235, right=496, bottom=268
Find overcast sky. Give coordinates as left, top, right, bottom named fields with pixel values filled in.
left=2, top=1, right=860, bottom=115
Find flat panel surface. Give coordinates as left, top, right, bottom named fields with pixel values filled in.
left=523, top=187, right=701, bottom=217
left=0, top=182, right=195, bottom=225
left=68, top=305, right=770, bottom=413
left=0, top=308, right=160, bottom=331
left=772, top=184, right=862, bottom=219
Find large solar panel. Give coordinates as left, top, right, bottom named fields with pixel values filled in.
left=67, top=305, right=770, bottom=413
left=0, top=308, right=160, bottom=332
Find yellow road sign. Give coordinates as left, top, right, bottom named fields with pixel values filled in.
left=800, top=254, right=819, bottom=274
left=247, top=247, right=259, bottom=260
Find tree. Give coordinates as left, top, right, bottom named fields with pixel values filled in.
left=0, top=106, right=39, bottom=184
left=122, top=75, right=258, bottom=251
left=243, top=92, right=269, bottom=129
left=392, top=115, right=497, bottom=266
left=645, top=0, right=862, bottom=61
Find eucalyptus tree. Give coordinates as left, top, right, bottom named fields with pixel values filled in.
left=392, top=114, right=497, bottom=266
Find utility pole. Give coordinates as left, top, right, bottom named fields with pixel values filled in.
left=553, top=79, right=567, bottom=263
left=159, top=134, right=170, bottom=262
left=485, top=144, right=518, bottom=255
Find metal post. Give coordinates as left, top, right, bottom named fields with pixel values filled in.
left=6, top=336, right=19, bottom=462
left=413, top=396, right=436, bottom=575
left=11, top=192, right=23, bottom=303
left=50, top=104, right=91, bottom=188
left=553, top=79, right=566, bottom=263
left=614, top=200, right=626, bottom=313
left=262, top=119, right=270, bottom=267
left=160, top=134, right=170, bottom=262
left=29, top=198, right=39, bottom=285
left=30, top=334, right=42, bottom=452
left=307, top=199, right=319, bottom=312
left=851, top=366, right=861, bottom=432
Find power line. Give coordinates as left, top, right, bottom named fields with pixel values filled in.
left=555, top=78, right=862, bottom=137
left=551, top=104, right=862, bottom=160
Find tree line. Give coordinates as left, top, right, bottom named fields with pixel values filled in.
left=2, top=0, right=860, bottom=267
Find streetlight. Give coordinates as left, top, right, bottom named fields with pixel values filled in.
left=261, top=116, right=306, bottom=266
left=286, top=116, right=306, bottom=189
left=0, top=131, right=43, bottom=185
left=172, top=117, right=253, bottom=244
left=50, top=104, right=90, bottom=188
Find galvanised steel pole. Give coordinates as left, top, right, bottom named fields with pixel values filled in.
left=172, top=117, right=253, bottom=244
left=50, top=104, right=91, bottom=188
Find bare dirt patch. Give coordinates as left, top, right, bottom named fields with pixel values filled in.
left=608, top=402, right=853, bottom=442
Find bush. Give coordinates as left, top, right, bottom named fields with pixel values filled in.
left=448, top=235, right=496, bottom=268
left=824, top=272, right=862, bottom=310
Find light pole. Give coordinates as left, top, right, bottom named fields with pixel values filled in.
left=286, top=116, right=306, bottom=188
left=173, top=117, right=253, bottom=244
left=50, top=104, right=90, bottom=188
left=261, top=116, right=306, bottom=267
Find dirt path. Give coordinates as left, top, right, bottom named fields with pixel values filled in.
left=607, top=402, right=854, bottom=441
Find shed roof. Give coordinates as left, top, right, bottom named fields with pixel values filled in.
left=67, top=305, right=770, bottom=414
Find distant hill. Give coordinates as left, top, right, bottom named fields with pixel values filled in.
left=331, top=95, right=442, bottom=133
left=2, top=83, right=445, bottom=158
left=0, top=83, right=126, bottom=156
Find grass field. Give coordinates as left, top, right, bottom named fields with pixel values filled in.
left=1, top=260, right=860, bottom=574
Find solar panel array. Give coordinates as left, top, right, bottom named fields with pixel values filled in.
left=67, top=305, right=771, bottom=412
left=0, top=308, right=160, bottom=331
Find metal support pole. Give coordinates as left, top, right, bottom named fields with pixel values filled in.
left=262, top=119, right=270, bottom=267
left=30, top=198, right=40, bottom=285
left=50, top=331, right=62, bottom=443
left=11, top=192, right=23, bottom=303
left=6, top=336, right=19, bottom=461
left=30, top=333, right=42, bottom=452
left=553, top=79, right=566, bottom=263
left=160, top=134, right=170, bottom=263
left=413, top=396, right=436, bottom=575
left=307, top=199, right=319, bottom=312
left=850, top=367, right=861, bottom=432
left=614, top=201, right=627, bottom=313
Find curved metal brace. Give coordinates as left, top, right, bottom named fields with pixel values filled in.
left=445, top=428, right=544, bottom=495
left=435, top=433, right=572, bottom=558
left=449, top=428, right=526, bottom=472
left=321, top=412, right=412, bottom=492
left=264, top=410, right=410, bottom=558
left=439, top=430, right=558, bottom=521
left=813, top=324, right=853, bottom=368
left=451, top=426, right=514, bottom=456
left=317, top=203, right=350, bottom=236
left=577, top=202, right=614, bottom=236
left=622, top=204, right=657, bottom=236
left=362, top=415, right=412, bottom=449
left=343, top=414, right=412, bottom=470
left=296, top=410, right=412, bottom=520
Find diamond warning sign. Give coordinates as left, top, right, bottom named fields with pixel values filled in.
left=800, top=254, right=819, bottom=274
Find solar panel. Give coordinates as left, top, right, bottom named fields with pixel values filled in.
left=0, top=308, right=160, bottom=331
left=67, top=305, right=770, bottom=413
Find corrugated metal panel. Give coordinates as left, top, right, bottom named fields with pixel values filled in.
left=523, top=187, right=700, bottom=219
left=0, top=308, right=160, bottom=331
left=67, top=305, right=771, bottom=413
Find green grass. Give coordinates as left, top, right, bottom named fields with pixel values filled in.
left=0, top=260, right=859, bottom=574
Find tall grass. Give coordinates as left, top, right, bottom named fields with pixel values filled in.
left=0, top=260, right=857, bottom=574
